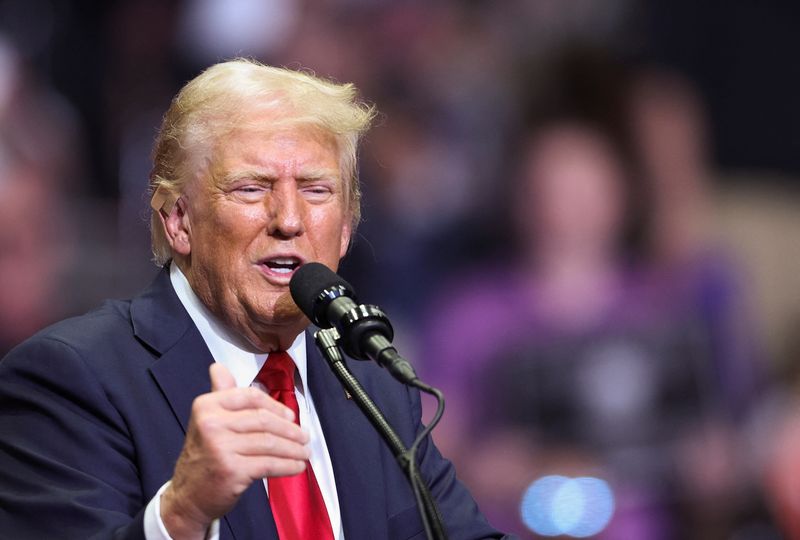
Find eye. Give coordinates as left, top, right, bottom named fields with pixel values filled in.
left=237, top=186, right=265, bottom=193
left=301, top=184, right=334, bottom=201
left=230, top=183, right=269, bottom=201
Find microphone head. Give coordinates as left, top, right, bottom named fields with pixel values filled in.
left=290, top=262, right=356, bottom=326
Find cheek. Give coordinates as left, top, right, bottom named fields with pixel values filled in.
left=190, top=211, right=263, bottom=281
left=217, top=204, right=267, bottom=231
left=200, top=205, right=267, bottom=254
left=339, top=223, right=352, bottom=258
left=307, top=208, right=348, bottom=255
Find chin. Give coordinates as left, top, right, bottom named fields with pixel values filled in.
left=261, top=290, right=306, bottom=325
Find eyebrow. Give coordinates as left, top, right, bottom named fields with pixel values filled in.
left=297, top=168, right=342, bottom=181
left=216, top=168, right=342, bottom=186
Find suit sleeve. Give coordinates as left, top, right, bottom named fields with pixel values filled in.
left=0, top=337, right=148, bottom=540
left=407, top=385, right=513, bottom=540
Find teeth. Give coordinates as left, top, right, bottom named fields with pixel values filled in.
left=264, top=257, right=300, bottom=273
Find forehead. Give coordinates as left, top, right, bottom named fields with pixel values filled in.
left=201, top=120, right=342, bottom=180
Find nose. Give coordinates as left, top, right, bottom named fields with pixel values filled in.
left=266, top=182, right=305, bottom=239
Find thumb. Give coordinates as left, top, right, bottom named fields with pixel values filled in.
left=209, top=362, right=237, bottom=392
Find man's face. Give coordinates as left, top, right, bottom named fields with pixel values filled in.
left=170, top=118, right=352, bottom=351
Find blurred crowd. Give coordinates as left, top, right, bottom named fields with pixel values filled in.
left=1, top=1, right=800, bottom=538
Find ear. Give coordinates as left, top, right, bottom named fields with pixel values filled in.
left=161, top=196, right=192, bottom=257
left=339, top=218, right=353, bottom=259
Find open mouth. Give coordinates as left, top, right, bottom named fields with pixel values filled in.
left=261, top=256, right=302, bottom=275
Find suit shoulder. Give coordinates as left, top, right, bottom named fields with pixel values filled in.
left=346, top=359, right=420, bottom=427
left=2, top=299, right=135, bottom=364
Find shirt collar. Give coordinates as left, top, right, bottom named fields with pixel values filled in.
left=169, top=263, right=308, bottom=393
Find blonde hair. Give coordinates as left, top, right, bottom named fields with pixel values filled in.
left=148, top=58, right=376, bottom=265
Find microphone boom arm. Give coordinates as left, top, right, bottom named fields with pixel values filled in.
left=313, top=328, right=447, bottom=540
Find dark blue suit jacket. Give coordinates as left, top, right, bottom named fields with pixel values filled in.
left=0, top=268, right=505, bottom=540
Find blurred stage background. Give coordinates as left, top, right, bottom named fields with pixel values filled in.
left=1, top=1, right=799, bottom=538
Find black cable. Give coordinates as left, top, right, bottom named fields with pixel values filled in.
left=404, top=380, right=447, bottom=539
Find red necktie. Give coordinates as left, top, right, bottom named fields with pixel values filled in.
left=256, top=352, right=335, bottom=540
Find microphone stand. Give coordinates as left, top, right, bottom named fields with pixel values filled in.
left=314, top=328, right=448, bottom=540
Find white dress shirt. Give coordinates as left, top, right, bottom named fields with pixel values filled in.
left=143, top=265, right=344, bottom=539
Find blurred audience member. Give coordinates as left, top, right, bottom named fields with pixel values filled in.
left=629, top=70, right=764, bottom=419
left=763, top=373, right=800, bottom=539
left=421, top=113, right=771, bottom=538
left=0, top=37, right=84, bottom=190
left=0, top=162, right=73, bottom=356
left=627, top=70, right=776, bottom=537
left=343, top=105, right=477, bottom=329
left=0, top=39, right=79, bottom=355
left=422, top=119, right=646, bottom=536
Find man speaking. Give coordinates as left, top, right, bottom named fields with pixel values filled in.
left=0, top=59, right=504, bottom=540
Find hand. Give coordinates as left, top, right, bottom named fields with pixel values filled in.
left=161, top=362, right=309, bottom=539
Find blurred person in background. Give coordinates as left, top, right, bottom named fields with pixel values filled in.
left=421, top=105, right=773, bottom=538
left=628, top=69, right=764, bottom=420
left=0, top=37, right=80, bottom=356
left=0, top=160, right=74, bottom=356
left=331, top=2, right=518, bottom=331
left=764, top=393, right=800, bottom=540
left=0, top=38, right=84, bottom=189
left=629, top=70, right=800, bottom=540
left=627, top=69, right=774, bottom=537
left=421, top=117, right=657, bottom=537
left=345, top=103, right=478, bottom=329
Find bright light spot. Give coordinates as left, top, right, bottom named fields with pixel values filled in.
left=521, top=475, right=615, bottom=537
left=569, top=477, right=615, bottom=537
left=552, top=478, right=585, bottom=532
left=520, top=475, right=567, bottom=536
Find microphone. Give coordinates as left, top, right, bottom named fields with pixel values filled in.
left=290, top=262, right=418, bottom=384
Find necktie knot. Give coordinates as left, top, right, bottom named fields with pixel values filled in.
left=257, top=351, right=295, bottom=393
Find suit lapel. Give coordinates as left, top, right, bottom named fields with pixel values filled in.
left=221, top=482, right=275, bottom=540
left=131, top=267, right=277, bottom=540
left=306, top=332, right=389, bottom=539
left=148, top=326, right=213, bottom=433
left=131, top=266, right=209, bottom=435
